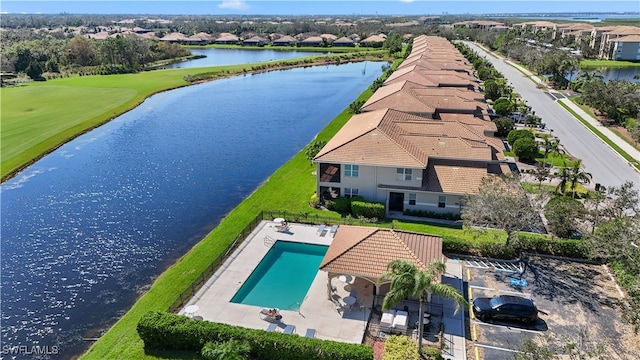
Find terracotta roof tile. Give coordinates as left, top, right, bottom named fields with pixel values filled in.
left=319, top=226, right=443, bottom=278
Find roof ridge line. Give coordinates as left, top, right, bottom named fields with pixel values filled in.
left=389, top=229, right=426, bottom=269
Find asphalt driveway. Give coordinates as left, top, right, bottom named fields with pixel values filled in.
left=463, top=256, right=637, bottom=360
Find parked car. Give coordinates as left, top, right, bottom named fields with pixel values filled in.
left=472, top=295, right=539, bottom=324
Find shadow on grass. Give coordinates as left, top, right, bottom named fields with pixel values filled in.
left=143, top=347, right=202, bottom=359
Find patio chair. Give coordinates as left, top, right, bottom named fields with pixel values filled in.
left=305, top=328, right=316, bottom=338
left=259, top=308, right=282, bottom=321
left=329, top=225, right=338, bottom=237
left=283, top=324, right=296, bottom=335
left=266, top=323, right=279, bottom=332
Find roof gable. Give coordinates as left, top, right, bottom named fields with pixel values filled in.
left=319, top=226, right=443, bottom=279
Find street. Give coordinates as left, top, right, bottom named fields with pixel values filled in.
left=463, top=42, right=640, bottom=191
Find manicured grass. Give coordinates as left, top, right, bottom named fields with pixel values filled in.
left=580, top=59, right=640, bottom=68
left=0, top=53, right=385, bottom=181
left=560, top=100, right=640, bottom=170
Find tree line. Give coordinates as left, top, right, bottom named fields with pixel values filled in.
left=1, top=34, right=190, bottom=79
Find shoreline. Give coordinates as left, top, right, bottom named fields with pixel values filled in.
left=1, top=52, right=388, bottom=184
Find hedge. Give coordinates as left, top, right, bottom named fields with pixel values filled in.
left=351, top=200, right=385, bottom=218
left=382, top=335, right=420, bottom=360
left=442, top=233, right=588, bottom=260
left=137, top=311, right=373, bottom=360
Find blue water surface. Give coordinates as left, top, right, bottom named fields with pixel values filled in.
left=1, top=60, right=385, bottom=358
left=231, top=241, right=328, bottom=310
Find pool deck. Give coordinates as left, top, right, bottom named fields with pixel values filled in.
left=181, top=220, right=372, bottom=343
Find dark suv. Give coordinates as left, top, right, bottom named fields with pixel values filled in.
left=472, top=295, right=539, bottom=324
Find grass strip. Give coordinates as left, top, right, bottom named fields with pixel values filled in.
left=558, top=101, right=640, bottom=170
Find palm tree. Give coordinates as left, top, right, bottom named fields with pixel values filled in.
left=541, top=138, right=563, bottom=168
left=378, top=259, right=468, bottom=354
left=554, top=161, right=571, bottom=195
left=568, top=159, right=592, bottom=198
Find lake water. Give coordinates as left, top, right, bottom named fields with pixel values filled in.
left=0, top=60, right=385, bottom=359
left=164, top=48, right=324, bottom=69
left=567, top=67, right=640, bottom=83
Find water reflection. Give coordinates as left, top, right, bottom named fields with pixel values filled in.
left=0, top=61, right=385, bottom=358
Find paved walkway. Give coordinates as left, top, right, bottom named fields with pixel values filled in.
left=503, top=58, right=640, bottom=171
left=436, top=259, right=467, bottom=360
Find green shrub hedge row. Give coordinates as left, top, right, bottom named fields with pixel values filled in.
left=403, top=209, right=462, bottom=221
left=442, top=232, right=588, bottom=259
left=137, top=311, right=373, bottom=360
left=351, top=200, right=385, bottom=218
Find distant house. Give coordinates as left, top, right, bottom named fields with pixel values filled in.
left=332, top=36, right=355, bottom=47
left=320, top=33, right=337, bottom=43
left=611, top=34, right=640, bottom=61
left=215, top=33, right=240, bottom=44
left=273, top=35, right=297, bottom=46
left=160, top=32, right=189, bottom=42
left=243, top=36, right=269, bottom=46
left=190, top=32, right=214, bottom=44
left=360, top=34, right=386, bottom=47
left=300, top=36, right=324, bottom=47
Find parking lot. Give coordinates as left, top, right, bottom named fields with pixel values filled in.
left=464, top=256, right=639, bottom=360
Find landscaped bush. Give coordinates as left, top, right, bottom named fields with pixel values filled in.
left=506, top=129, right=534, bottom=145
left=516, top=233, right=588, bottom=259
left=382, top=335, right=420, bottom=360
left=351, top=200, right=385, bottom=219
left=422, top=346, right=445, bottom=360
left=544, top=196, right=586, bottom=239
left=326, top=196, right=351, bottom=213
left=403, top=209, right=462, bottom=221
left=494, top=116, right=515, bottom=137
left=513, top=137, right=539, bottom=162
left=442, top=232, right=588, bottom=259
left=137, top=311, right=373, bottom=360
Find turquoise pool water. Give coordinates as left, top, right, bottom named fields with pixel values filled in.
left=231, top=241, right=328, bottom=310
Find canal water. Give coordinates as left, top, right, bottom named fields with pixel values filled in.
left=0, top=60, right=385, bottom=358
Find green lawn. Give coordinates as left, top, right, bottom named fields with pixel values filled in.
left=580, top=59, right=640, bottom=68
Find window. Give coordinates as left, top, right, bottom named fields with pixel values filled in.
left=409, top=193, right=416, bottom=205
left=344, top=164, right=359, bottom=177
left=344, top=188, right=359, bottom=198
left=438, top=195, right=446, bottom=208
left=396, top=168, right=412, bottom=181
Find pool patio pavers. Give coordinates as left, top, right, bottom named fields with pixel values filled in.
left=182, top=220, right=372, bottom=343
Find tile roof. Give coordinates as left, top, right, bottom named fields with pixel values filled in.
left=423, top=159, right=492, bottom=194
left=319, top=226, right=443, bottom=278
left=614, top=34, right=640, bottom=42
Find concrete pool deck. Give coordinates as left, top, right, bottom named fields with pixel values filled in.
left=181, top=220, right=372, bottom=343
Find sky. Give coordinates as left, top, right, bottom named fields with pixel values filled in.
left=1, top=0, right=639, bottom=16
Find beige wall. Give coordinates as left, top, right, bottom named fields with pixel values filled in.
left=316, top=162, right=464, bottom=215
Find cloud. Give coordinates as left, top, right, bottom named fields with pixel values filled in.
left=218, top=0, right=249, bottom=11
left=399, top=0, right=416, bottom=3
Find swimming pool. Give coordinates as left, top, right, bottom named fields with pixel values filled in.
left=231, top=240, right=328, bottom=310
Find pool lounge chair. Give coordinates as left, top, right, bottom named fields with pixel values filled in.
left=329, top=225, right=338, bottom=237
left=305, top=328, right=316, bottom=338
left=391, top=310, right=409, bottom=333
left=283, top=324, right=296, bottom=335
left=266, top=323, right=279, bottom=332
left=380, top=310, right=395, bottom=332
left=259, top=308, right=282, bottom=321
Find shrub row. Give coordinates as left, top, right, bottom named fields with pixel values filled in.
left=403, top=209, right=462, bottom=221
left=351, top=200, right=386, bottom=218
left=442, top=233, right=588, bottom=259
left=137, top=311, right=373, bottom=360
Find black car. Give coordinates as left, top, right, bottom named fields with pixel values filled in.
left=472, top=295, right=539, bottom=324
